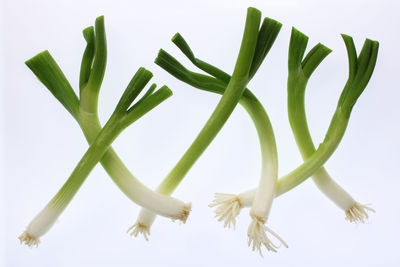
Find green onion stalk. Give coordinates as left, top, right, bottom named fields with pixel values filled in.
left=19, top=67, right=173, bottom=247
left=132, top=8, right=287, bottom=255
left=188, top=28, right=377, bottom=224
left=20, top=17, right=190, bottom=247
left=285, top=29, right=375, bottom=223
left=205, top=30, right=378, bottom=222
left=150, top=27, right=378, bottom=251
left=225, top=31, right=379, bottom=217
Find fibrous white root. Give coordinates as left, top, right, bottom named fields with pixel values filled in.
left=247, top=217, right=288, bottom=256
left=209, top=193, right=242, bottom=229
left=127, top=222, right=150, bottom=241
left=345, top=202, right=375, bottom=223
left=18, top=231, right=40, bottom=248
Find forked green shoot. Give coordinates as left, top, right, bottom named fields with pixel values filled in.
left=19, top=67, right=173, bottom=247
left=20, top=17, right=191, bottom=247
left=210, top=30, right=378, bottom=223
left=134, top=9, right=288, bottom=255
left=152, top=26, right=378, bottom=253
left=131, top=7, right=263, bottom=241
left=286, top=28, right=376, bottom=223
left=25, top=16, right=191, bottom=223
left=159, top=27, right=287, bottom=255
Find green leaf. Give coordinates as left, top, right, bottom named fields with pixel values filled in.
left=79, top=26, right=95, bottom=92
left=26, top=51, right=80, bottom=118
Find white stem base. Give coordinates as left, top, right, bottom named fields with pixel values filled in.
left=214, top=190, right=375, bottom=225
left=209, top=193, right=242, bottom=229
left=177, top=202, right=192, bottom=223
left=247, top=217, right=288, bottom=256
left=18, top=204, right=60, bottom=247
left=129, top=202, right=192, bottom=240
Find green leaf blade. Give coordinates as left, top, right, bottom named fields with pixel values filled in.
left=26, top=51, right=80, bottom=118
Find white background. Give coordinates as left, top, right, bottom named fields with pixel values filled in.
left=2, top=0, right=400, bottom=266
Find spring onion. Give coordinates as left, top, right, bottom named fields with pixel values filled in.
left=133, top=8, right=287, bottom=255
left=20, top=17, right=190, bottom=247
left=28, top=17, right=191, bottom=220
left=131, top=7, right=262, bottom=235
left=152, top=26, right=378, bottom=253
left=286, top=29, right=375, bottom=223
left=210, top=30, right=379, bottom=224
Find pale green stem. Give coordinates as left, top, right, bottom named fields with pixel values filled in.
left=156, top=8, right=261, bottom=194
left=134, top=7, right=262, bottom=230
